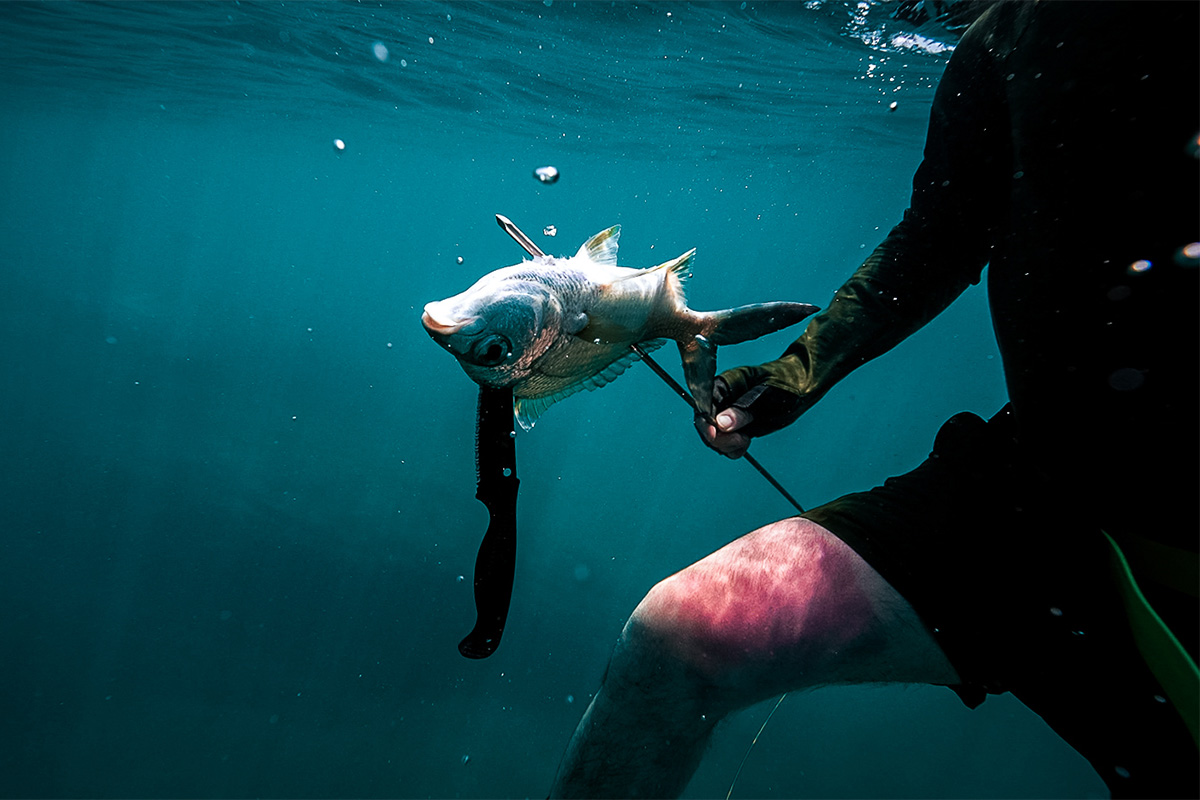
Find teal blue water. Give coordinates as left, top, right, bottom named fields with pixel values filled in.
left=0, top=2, right=1105, bottom=797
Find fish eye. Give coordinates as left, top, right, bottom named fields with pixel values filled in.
left=472, top=335, right=511, bottom=366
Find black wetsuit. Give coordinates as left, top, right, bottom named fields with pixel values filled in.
left=738, top=2, right=1198, bottom=796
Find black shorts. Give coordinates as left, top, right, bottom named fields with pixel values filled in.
left=802, top=406, right=1197, bottom=799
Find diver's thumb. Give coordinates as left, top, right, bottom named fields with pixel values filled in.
left=723, top=383, right=802, bottom=438
left=716, top=406, right=752, bottom=434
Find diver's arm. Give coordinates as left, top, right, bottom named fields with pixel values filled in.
left=705, top=7, right=1012, bottom=453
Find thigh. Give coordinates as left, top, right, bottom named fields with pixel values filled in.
left=631, top=517, right=961, bottom=703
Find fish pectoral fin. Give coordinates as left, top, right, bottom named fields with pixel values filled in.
left=678, top=335, right=718, bottom=418
left=575, top=226, right=621, bottom=266
left=512, top=339, right=666, bottom=430
left=564, top=311, right=589, bottom=335
left=575, top=315, right=638, bottom=344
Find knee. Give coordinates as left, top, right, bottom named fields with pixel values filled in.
left=623, top=519, right=880, bottom=685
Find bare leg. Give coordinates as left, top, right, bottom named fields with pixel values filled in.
left=549, top=517, right=960, bottom=799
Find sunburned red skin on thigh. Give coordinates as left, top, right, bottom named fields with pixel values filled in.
left=636, top=521, right=882, bottom=682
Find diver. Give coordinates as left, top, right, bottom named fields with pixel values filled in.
left=549, top=2, right=1199, bottom=798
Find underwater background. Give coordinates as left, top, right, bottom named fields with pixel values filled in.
left=1, top=2, right=1108, bottom=797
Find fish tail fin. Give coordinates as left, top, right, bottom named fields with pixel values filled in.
left=704, top=301, right=820, bottom=346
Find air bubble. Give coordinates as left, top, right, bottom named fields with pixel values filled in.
left=533, top=165, right=560, bottom=184
left=457, top=256, right=464, bottom=264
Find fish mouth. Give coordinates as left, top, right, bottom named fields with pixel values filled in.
left=421, top=306, right=473, bottom=336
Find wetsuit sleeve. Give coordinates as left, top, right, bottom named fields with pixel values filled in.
left=719, top=10, right=1013, bottom=435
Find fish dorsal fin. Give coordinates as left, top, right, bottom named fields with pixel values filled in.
left=512, top=339, right=666, bottom=430
left=653, top=248, right=694, bottom=286
left=612, top=248, right=695, bottom=306
left=575, top=226, right=621, bottom=266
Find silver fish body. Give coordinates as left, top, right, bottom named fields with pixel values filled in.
left=422, top=226, right=818, bottom=429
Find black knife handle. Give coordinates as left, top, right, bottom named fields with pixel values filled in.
left=458, top=386, right=519, bottom=659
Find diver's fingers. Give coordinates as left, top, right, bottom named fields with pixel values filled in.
left=715, top=430, right=751, bottom=459
left=696, top=409, right=753, bottom=459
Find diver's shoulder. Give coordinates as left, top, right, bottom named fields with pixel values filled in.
left=953, top=1, right=1031, bottom=61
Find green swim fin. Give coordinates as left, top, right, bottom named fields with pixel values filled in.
left=1104, top=531, right=1199, bottom=748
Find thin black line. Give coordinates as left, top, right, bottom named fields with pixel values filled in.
left=631, top=344, right=805, bottom=515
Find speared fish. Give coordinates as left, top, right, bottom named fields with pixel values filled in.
left=422, top=218, right=820, bottom=429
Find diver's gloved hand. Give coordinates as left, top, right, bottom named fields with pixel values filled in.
left=696, top=244, right=978, bottom=459
left=696, top=355, right=807, bottom=459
